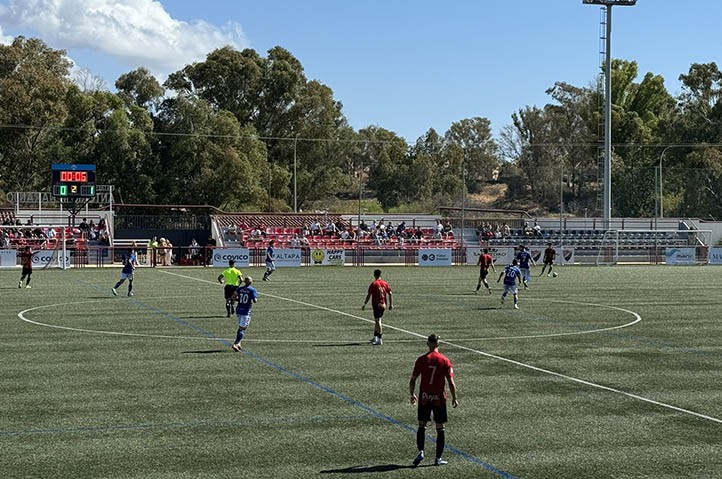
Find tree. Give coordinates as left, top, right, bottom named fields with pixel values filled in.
left=0, top=37, right=71, bottom=193
left=444, top=117, right=499, bottom=192
left=115, top=67, right=165, bottom=109
left=153, top=96, right=268, bottom=209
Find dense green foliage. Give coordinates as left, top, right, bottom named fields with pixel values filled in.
left=3, top=265, right=722, bottom=478
left=1, top=36, right=721, bottom=217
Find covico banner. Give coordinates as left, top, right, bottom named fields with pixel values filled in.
left=34, top=250, right=71, bottom=268
left=212, top=248, right=250, bottom=268
left=418, top=249, right=452, bottom=266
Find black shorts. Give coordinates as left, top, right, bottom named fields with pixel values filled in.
left=417, top=399, right=448, bottom=424
left=21, top=266, right=32, bottom=276
left=479, top=269, right=489, bottom=280
left=544, top=260, right=554, bottom=265
left=372, top=304, right=386, bottom=320
left=224, top=285, right=237, bottom=300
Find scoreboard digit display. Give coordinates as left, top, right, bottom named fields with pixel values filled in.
left=51, top=164, right=96, bottom=198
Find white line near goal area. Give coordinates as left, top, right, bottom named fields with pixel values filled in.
left=156, top=269, right=722, bottom=426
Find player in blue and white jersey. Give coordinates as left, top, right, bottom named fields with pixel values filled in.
left=231, top=276, right=259, bottom=351
left=262, top=240, right=276, bottom=282
left=112, top=253, right=137, bottom=297
left=497, top=259, right=522, bottom=309
left=515, top=245, right=535, bottom=289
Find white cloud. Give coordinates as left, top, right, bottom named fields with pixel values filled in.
left=0, top=0, right=249, bottom=74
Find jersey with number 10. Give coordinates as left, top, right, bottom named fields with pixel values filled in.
left=235, top=285, right=258, bottom=315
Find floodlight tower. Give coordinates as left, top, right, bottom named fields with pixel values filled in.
left=583, top=0, right=637, bottom=228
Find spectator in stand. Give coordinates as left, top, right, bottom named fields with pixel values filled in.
left=523, top=222, right=533, bottom=237
left=414, top=228, right=424, bottom=243
left=442, top=222, right=454, bottom=238
left=396, top=221, right=407, bottom=238
left=373, top=228, right=385, bottom=246
left=435, top=220, right=444, bottom=239
left=533, top=221, right=543, bottom=238
left=309, top=220, right=321, bottom=236
left=98, top=217, right=106, bottom=231
left=501, top=223, right=511, bottom=238
left=290, top=234, right=300, bottom=248
left=324, top=221, right=337, bottom=237
left=377, top=222, right=387, bottom=243
left=1, top=231, right=10, bottom=248
left=250, top=227, right=263, bottom=242
left=359, top=220, right=369, bottom=233
left=189, top=238, right=201, bottom=264
left=79, top=218, right=90, bottom=238
left=45, top=227, right=56, bottom=241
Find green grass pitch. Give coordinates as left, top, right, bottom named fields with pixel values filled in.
left=2, top=265, right=722, bottom=478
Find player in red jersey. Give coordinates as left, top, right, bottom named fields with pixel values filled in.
left=361, top=269, right=393, bottom=346
left=409, top=334, right=458, bottom=467
left=475, top=248, right=496, bottom=294
left=18, top=245, right=40, bottom=289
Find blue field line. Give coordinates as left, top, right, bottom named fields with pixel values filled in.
left=74, top=278, right=518, bottom=479
left=0, top=414, right=373, bottom=438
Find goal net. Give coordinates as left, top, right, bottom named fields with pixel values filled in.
left=594, top=229, right=711, bottom=265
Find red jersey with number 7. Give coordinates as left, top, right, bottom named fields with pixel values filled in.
left=412, top=351, right=454, bottom=404
left=368, top=279, right=391, bottom=307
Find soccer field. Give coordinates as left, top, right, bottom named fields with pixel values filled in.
left=2, top=265, right=722, bottom=478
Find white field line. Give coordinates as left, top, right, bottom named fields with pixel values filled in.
left=159, top=269, right=722, bottom=425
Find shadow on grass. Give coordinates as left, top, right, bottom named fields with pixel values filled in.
left=320, top=464, right=422, bottom=474
left=477, top=306, right=501, bottom=311
left=181, top=349, right=228, bottom=354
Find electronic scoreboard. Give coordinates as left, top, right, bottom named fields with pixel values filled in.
left=51, top=164, right=96, bottom=198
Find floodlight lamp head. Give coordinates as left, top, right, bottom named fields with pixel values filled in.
left=582, top=0, right=637, bottom=5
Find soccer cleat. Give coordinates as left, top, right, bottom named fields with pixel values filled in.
left=412, top=450, right=424, bottom=466
left=514, top=304, right=519, bottom=309
left=500, top=296, right=505, bottom=304
left=25, top=285, right=31, bottom=289
left=18, top=281, right=22, bottom=289
left=128, top=292, right=134, bottom=297
left=112, top=288, right=118, bottom=296
left=488, top=288, right=493, bottom=295
left=434, top=458, right=448, bottom=466
left=231, top=343, right=241, bottom=352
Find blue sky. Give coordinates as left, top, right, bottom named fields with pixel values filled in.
left=1, top=0, right=721, bottom=142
